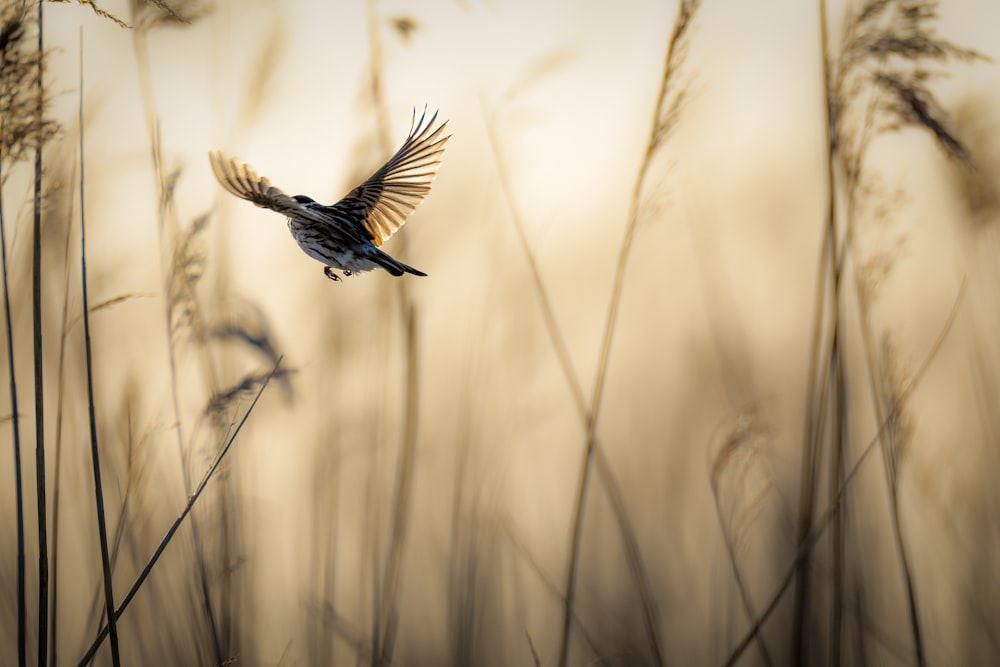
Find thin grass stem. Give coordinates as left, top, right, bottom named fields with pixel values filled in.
left=482, top=100, right=665, bottom=666
left=843, top=94, right=929, bottom=667
left=78, top=30, right=121, bottom=666
left=558, top=4, right=699, bottom=664
left=132, top=21, right=224, bottom=663
left=377, top=304, right=419, bottom=667
left=0, top=88, right=27, bottom=667
left=830, top=329, right=847, bottom=667
left=75, top=358, right=281, bottom=667
left=365, top=3, right=422, bottom=663
left=725, top=279, right=966, bottom=665
left=790, top=1, right=840, bottom=660
left=49, top=92, right=80, bottom=667
left=32, top=2, right=48, bottom=663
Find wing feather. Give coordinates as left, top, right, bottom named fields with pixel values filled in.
left=208, top=151, right=335, bottom=227
left=338, top=107, right=450, bottom=246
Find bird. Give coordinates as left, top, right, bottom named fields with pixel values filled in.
left=209, top=108, right=449, bottom=281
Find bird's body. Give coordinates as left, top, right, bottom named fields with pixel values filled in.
left=210, top=108, right=448, bottom=280
left=288, top=195, right=425, bottom=278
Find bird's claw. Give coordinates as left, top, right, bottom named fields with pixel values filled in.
left=324, top=266, right=341, bottom=282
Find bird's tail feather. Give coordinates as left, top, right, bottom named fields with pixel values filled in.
left=373, top=251, right=427, bottom=277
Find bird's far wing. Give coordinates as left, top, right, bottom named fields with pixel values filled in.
left=339, top=108, right=450, bottom=246
left=209, top=151, right=334, bottom=226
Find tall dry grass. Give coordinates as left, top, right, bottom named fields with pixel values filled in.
left=0, top=1, right=998, bottom=666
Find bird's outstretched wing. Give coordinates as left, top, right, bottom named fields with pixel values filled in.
left=338, top=107, right=450, bottom=246
left=209, top=151, right=336, bottom=227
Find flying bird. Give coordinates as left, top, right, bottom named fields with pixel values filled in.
left=210, top=108, right=448, bottom=281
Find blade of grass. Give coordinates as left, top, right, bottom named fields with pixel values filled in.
left=826, top=52, right=885, bottom=667
left=364, top=3, right=423, bottom=663
left=501, top=519, right=602, bottom=658
left=790, top=0, right=841, bottom=658
left=829, top=322, right=847, bottom=667
left=32, top=3, right=49, bottom=664
left=50, top=94, right=81, bottom=667
left=132, top=15, right=224, bottom=662
left=0, top=88, right=27, bottom=667
left=835, top=3, right=983, bottom=658
left=724, top=278, right=966, bottom=665
left=842, top=83, right=929, bottom=667
left=377, top=304, right=420, bottom=667
left=78, top=29, right=121, bottom=666
left=482, top=99, right=666, bottom=666
left=75, top=357, right=282, bottom=667
left=558, top=4, right=699, bottom=665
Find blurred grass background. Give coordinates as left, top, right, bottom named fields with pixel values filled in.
left=2, top=0, right=1000, bottom=665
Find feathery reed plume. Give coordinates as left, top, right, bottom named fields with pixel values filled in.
left=836, top=0, right=987, bottom=177
left=209, top=298, right=289, bottom=370
left=838, top=5, right=982, bottom=665
left=167, top=212, right=210, bottom=344
left=0, top=11, right=56, bottom=176
left=877, top=334, right=914, bottom=477
left=709, top=407, right=775, bottom=667
left=948, top=96, right=1000, bottom=230
left=790, top=2, right=984, bottom=662
left=131, top=0, right=204, bottom=31
left=874, top=71, right=968, bottom=161
left=204, top=365, right=294, bottom=427
left=69, top=1, right=129, bottom=28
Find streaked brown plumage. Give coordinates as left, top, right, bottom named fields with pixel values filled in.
left=210, top=108, right=448, bottom=280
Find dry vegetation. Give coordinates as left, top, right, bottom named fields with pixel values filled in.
left=1, top=0, right=998, bottom=666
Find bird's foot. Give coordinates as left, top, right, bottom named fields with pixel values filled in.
left=343, top=269, right=353, bottom=277
left=324, top=266, right=341, bottom=281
